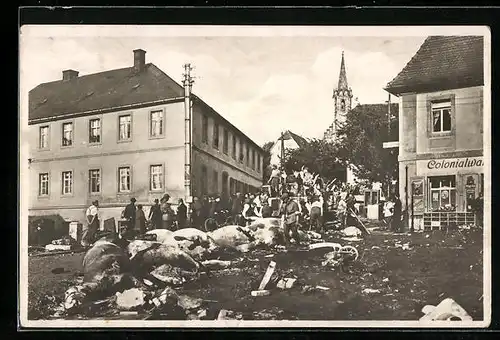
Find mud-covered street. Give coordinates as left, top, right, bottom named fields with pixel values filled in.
left=28, top=225, right=484, bottom=321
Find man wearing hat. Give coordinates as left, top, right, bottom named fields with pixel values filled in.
left=148, top=198, right=162, bottom=230
left=122, top=197, right=137, bottom=237
left=160, top=194, right=175, bottom=230
left=279, top=192, right=302, bottom=248
left=82, top=200, right=100, bottom=247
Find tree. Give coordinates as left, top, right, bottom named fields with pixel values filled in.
left=283, top=138, right=346, bottom=182
left=335, top=103, right=399, bottom=185
left=261, top=141, right=275, bottom=183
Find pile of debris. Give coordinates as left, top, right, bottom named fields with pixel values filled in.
left=44, top=218, right=365, bottom=320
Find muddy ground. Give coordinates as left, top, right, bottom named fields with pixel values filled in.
left=27, top=224, right=484, bottom=321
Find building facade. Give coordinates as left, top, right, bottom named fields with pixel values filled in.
left=269, top=130, right=309, bottom=168
left=28, top=49, right=264, bottom=226
left=385, top=36, right=485, bottom=231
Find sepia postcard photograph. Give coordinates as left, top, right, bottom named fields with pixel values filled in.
left=18, top=24, right=491, bottom=328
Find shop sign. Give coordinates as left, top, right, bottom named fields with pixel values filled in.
left=417, top=156, right=483, bottom=175
left=427, top=157, right=483, bottom=170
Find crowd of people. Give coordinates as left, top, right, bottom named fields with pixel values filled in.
left=79, top=164, right=400, bottom=248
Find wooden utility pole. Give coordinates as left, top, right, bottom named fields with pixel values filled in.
left=387, top=93, right=391, bottom=135
left=386, top=93, right=392, bottom=198
left=280, top=131, right=285, bottom=171
left=183, top=63, right=194, bottom=208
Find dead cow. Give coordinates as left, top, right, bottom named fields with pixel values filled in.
left=207, top=225, right=256, bottom=253
left=170, top=228, right=218, bottom=260
left=126, top=239, right=209, bottom=275
left=246, top=218, right=285, bottom=246
left=82, top=237, right=133, bottom=284
left=145, top=229, right=174, bottom=243
left=65, top=236, right=138, bottom=313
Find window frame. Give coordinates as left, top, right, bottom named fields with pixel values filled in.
left=117, top=166, right=132, bottom=194
left=252, top=149, right=256, bottom=170
left=239, top=141, right=244, bottom=164
left=427, top=95, right=455, bottom=138
left=201, top=165, right=208, bottom=195
left=149, top=108, right=166, bottom=139
left=223, top=128, right=229, bottom=155
left=232, top=134, right=237, bottom=159
left=149, top=163, right=165, bottom=192
left=201, top=114, right=209, bottom=144
left=213, top=122, right=220, bottom=149
left=88, top=117, right=102, bottom=145
left=88, top=168, right=102, bottom=195
left=431, top=101, right=452, bottom=134
left=257, top=153, right=261, bottom=173
left=213, top=170, right=219, bottom=194
left=246, top=145, right=250, bottom=167
left=38, top=125, right=50, bottom=150
left=61, top=170, right=74, bottom=196
left=61, top=121, right=74, bottom=148
left=117, top=113, right=133, bottom=143
left=428, top=175, right=457, bottom=212
left=38, top=172, right=50, bottom=197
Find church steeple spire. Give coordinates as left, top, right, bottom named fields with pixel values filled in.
left=324, top=51, right=354, bottom=142
left=337, top=51, right=349, bottom=90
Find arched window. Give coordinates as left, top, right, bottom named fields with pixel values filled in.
left=340, top=99, right=346, bottom=111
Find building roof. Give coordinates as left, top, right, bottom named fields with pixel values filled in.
left=277, top=130, right=309, bottom=149
left=27, top=53, right=264, bottom=153
left=337, top=51, right=349, bottom=90
left=385, top=36, right=484, bottom=95
left=29, top=64, right=185, bottom=121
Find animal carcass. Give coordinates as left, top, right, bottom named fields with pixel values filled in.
left=145, top=229, right=173, bottom=243
left=207, top=225, right=255, bottom=253
left=171, top=228, right=218, bottom=260
left=65, top=237, right=137, bottom=313
left=126, top=239, right=204, bottom=274
left=247, top=218, right=282, bottom=232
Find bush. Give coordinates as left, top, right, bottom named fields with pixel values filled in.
left=28, top=215, right=69, bottom=246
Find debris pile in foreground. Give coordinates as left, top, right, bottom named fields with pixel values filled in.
left=32, top=222, right=480, bottom=321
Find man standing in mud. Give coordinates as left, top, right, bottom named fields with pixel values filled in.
left=82, top=200, right=100, bottom=247
left=148, top=198, right=162, bottom=230
left=279, top=192, right=302, bottom=248
left=122, top=197, right=136, bottom=238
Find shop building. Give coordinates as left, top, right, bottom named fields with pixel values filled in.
left=385, top=36, right=485, bottom=230
left=28, top=49, right=264, bottom=226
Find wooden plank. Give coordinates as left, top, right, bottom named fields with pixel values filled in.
left=348, top=208, right=371, bottom=236
left=258, top=261, right=276, bottom=291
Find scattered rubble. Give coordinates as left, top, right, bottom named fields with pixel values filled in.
left=362, top=288, right=381, bottom=294
left=217, top=309, right=243, bottom=320
left=116, top=288, right=146, bottom=310
left=420, top=298, right=473, bottom=321
left=276, top=278, right=297, bottom=289
left=32, top=220, right=482, bottom=321
left=342, top=226, right=362, bottom=237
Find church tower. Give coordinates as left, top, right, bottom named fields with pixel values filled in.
left=324, top=51, right=354, bottom=142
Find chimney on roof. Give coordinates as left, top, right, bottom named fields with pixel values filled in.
left=62, top=69, right=79, bottom=81
left=133, top=49, right=146, bottom=72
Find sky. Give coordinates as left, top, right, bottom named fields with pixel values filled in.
left=20, top=26, right=434, bottom=146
